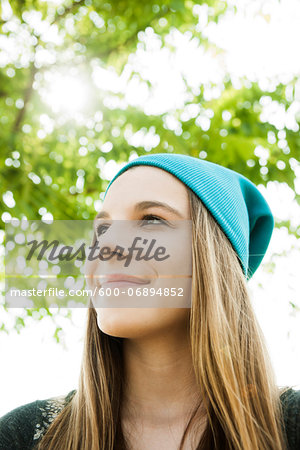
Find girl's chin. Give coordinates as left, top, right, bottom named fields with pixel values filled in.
left=95, top=307, right=190, bottom=338
left=96, top=308, right=153, bottom=337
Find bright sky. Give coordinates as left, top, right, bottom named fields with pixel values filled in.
left=1, top=0, right=300, bottom=416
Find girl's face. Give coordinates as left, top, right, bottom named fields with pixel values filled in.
left=86, top=165, right=192, bottom=339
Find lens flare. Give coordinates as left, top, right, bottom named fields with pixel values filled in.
left=43, top=74, right=89, bottom=114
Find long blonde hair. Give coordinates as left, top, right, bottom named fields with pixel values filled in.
left=36, top=188, right=290, bottom=449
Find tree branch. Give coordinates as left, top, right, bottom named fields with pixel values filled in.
left=12, top=64, right=37, bottom=134
left=50, top=0, right=86, bottom=25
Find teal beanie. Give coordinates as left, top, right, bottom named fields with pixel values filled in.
left=104, top=153, right=274, bottom=280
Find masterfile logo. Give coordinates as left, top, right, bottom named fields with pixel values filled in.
left=5, top=219, right=192, bottom=309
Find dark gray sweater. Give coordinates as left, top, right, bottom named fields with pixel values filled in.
left=0, top=388, right=299, bottom=449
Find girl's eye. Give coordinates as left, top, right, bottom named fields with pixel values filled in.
left=94, top=215, right=167, bottom=236
left=140, top=214, right=165, bottom=226
left=96, top=224, right=110, bottom=236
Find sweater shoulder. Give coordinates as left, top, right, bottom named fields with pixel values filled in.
left=280, top=387, right=300, bottom=450
left=0, top=398, right=38, bottom=450
left=0, top=389, right=76, bottom=450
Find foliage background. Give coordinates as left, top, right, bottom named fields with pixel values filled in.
left=0, top=0, right=300, bottom=412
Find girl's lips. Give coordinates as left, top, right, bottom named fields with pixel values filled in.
left=93, top=274, right=152, bottom=289
left=100, top=273, right=152, bottom=285
left=100, top=280, right=151, bottom=288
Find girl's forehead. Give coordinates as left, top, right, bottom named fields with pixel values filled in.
left=102, top=167, right=190, bottom=218
left=106, top=165, right=189, bottom=198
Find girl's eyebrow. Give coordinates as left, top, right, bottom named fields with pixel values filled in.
left=95, top=200, right=184, bottom=220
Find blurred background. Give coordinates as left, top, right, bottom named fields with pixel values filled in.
left=1, top=0, right=300, bottom=416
